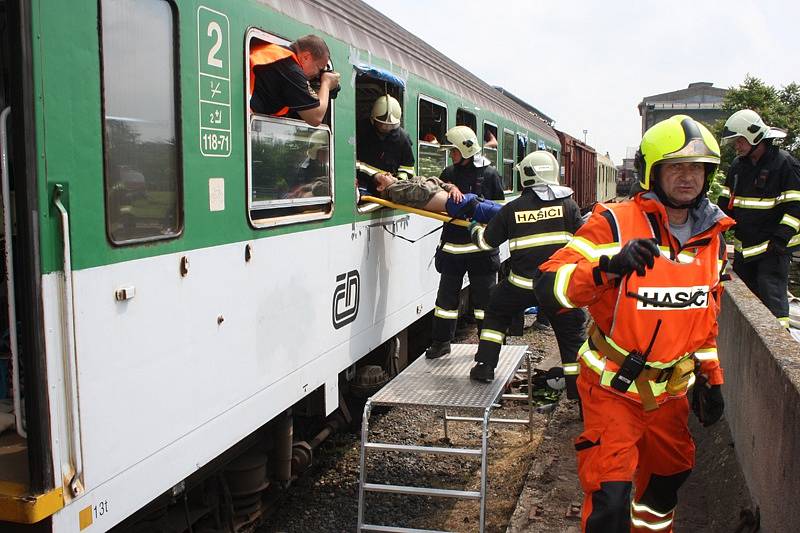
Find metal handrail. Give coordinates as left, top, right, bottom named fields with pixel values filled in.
left=0, top=107, right=25, bottom=439
left=53, top=184, right=84, bottom=496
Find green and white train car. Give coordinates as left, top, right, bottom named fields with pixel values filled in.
left=0, top=0, right=560, bottom=530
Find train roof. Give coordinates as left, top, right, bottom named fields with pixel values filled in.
left=554, top=128, right=597, bottom=155
left=256, top=0, right=560, bottom=145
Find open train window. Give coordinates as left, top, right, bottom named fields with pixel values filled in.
left=456, top=108, right=476, bottom=132
left=502, top=129, right=515, bottom=192
left=483, top=121, right=498, bottom=169
left=100, top=0, right=182, bottom=245
left=516, top=133, right=527, bottom=190
left=246, top=31, right=333, bottom=128
left=354, top=67, right=405, bottom=211
left=246, top=29, right=334, bottom=226
left=418, top=96, right=447, bottom=177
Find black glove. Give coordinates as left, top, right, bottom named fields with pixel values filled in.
left=692, top=383, right=724, bottom=427
left=599, top=239, right=660, bottom=277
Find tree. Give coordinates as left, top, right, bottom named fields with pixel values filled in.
left=712, top=76, right=800, bottom=171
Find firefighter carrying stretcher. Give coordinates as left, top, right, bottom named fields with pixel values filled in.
left=534, top=115, right=731, bottom=533
left=468, top=150, right=586, bottom=386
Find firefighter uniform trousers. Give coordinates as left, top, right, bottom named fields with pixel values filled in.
left=576, top=368, right=693, bottom=533
left=475, top=278, right=585, bottom=395
left=733, top=251, right=790, bottom=327
left=431, top=269, right=495, bottom=342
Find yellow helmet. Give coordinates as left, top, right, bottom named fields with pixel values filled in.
left=635, top=115, right=720, bottom=190
left=370, top=95, right=402, bottom=126
left=441, top=125, right=481, bottom=159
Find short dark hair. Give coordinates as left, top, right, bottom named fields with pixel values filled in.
left=292, top=35, right=330, bottom=60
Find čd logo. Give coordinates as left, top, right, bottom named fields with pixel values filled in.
left=332, top=270, right=360, bottom=329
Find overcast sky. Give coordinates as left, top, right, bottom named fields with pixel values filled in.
left=363, top=0, right=799, bottom=165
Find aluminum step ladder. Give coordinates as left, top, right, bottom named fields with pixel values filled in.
left=356, top=344, right=533, bottom=533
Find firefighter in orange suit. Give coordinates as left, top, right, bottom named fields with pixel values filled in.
left=534, top=115, right=731, bottom=532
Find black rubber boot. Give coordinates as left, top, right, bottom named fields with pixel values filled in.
left=426, top=340, right=451, bottom=360
left=470, top=362, right=495, bottom=382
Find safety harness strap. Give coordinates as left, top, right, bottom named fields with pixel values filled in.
left=588, top=324, right=660, bottom=411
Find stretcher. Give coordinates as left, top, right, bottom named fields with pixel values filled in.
left=360, top=195, right=471, bottom=227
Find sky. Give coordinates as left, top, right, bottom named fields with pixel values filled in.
left=363, top=0, right=800, bottom=165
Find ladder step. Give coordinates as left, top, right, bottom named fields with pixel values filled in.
left=501, top=393, right=529, bottom=400
left=444, top=415, right=530, bottom=425
left=363, top=483, right=480, bottom=500
left=365, top=442, right=481, bottom=456
left=360, top=524, right=455, bottom=533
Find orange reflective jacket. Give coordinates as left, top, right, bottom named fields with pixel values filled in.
left=249, top=43, right=301, bottom=116
left=537, top=193, right=734, bottom=404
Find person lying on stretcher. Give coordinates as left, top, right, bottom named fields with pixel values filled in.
left=360, top=166, right=502, bottom=224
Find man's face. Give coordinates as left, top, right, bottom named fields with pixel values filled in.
left=450, top=148, right=463, bottom=165
left=298, top=51, right=329, bottom=80
left=656, top=161, right=705, bottom=205
left=733, top=136, right=752, bottom=157
left=373, top=122, right=397, bottom=136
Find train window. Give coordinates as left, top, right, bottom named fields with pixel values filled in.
left=418, top=95, right=447, bottom=177
left=482, top=121, right=498, bottom=169
left=516, top=133, right=527, bottom=189
left=502, top=129, right=515, bottom=192
left=456, top=108, right=476, bottom=132
left=100, top=0, right=182, bottom=244
left=248, top=116, right=332, bottom=224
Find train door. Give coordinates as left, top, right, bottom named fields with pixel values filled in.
left=1, top=0, right=57, bottom=528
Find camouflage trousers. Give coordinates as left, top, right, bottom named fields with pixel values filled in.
left=381, top=176, right=444, bottom=208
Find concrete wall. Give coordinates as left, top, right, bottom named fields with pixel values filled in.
left=718, top=278, right=800, bottom=532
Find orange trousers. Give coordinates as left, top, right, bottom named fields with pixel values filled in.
left=575, top=367, right=694, bottom=532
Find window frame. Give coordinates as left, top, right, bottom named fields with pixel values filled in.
left=417, top=94, right=449, bottom=177
left=245, top=28, right=335, bottom=228
left=98, top=0, right=184, bottom=246
left=515, top=132, right=528, bottom=190
left=482, top=119, right=499, bottom=169
left=456, top=107, right=476, bottom=131
left=501, top=128, right=515, bottom=193
left=246, top=115, right=335, bottom=228
left=354, top=69, right=406, bottom=214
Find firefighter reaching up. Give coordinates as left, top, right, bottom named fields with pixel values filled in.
left=534, top=115, right=732, bottom=532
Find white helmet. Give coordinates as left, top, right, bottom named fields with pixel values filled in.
left=516, top=150, right=560, bottom=187
left=370, top=95, right=402, bottom=126
left=721, top=109, right=786, bottom=146
left=441, top=125, right=481, bottom=159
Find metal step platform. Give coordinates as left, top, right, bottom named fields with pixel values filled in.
left=356, top=344, right=532, bottom=533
